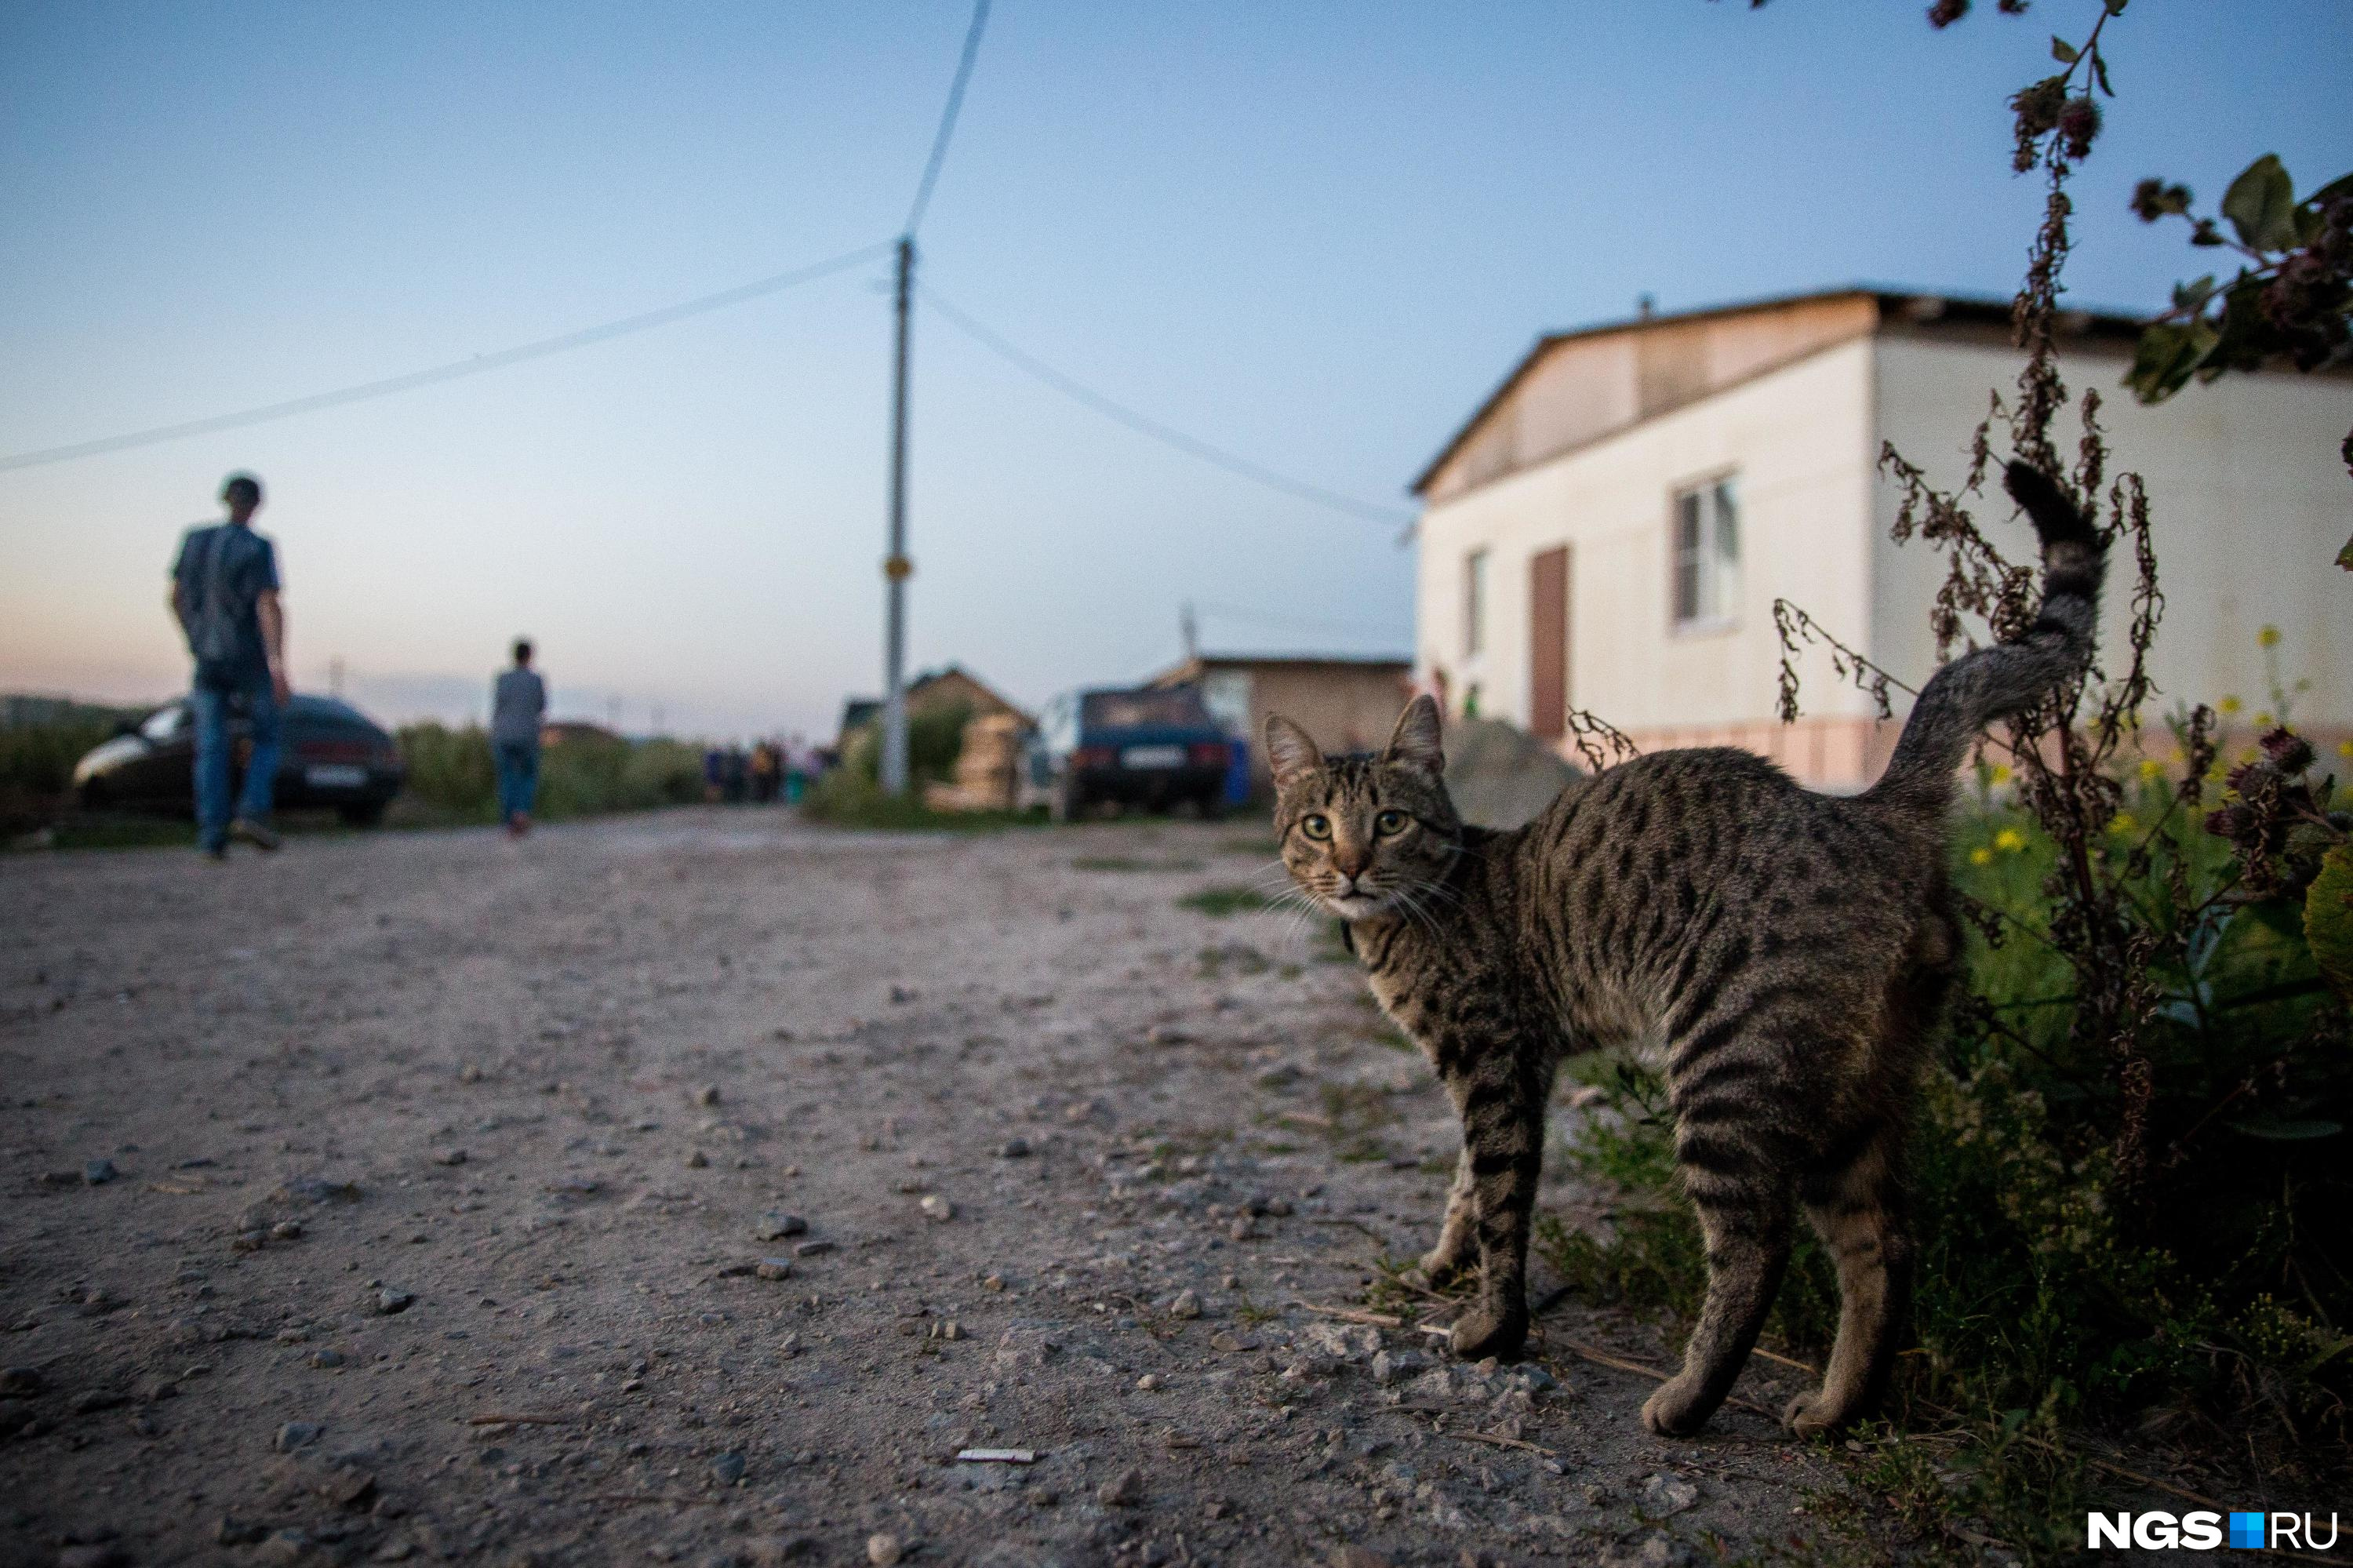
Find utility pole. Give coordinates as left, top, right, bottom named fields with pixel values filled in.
left=1180, top=602, right=1198, bottom=663
left=879, top=236, right=915, bottom=796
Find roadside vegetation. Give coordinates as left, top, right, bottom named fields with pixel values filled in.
left=391, top=722, right=706, bottom=824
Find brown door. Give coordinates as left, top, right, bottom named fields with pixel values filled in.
left=1529, top=546, right=1570, bottom=740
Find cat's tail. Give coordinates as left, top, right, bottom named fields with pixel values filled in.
left=1864, top=461, right=2106, bottom=817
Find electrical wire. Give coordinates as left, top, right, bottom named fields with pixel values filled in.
left=0, top=240, right=896, bottom=474
left=917, top=282, right=1417, bottom=528
left=904, top=0, right=992, bottom=238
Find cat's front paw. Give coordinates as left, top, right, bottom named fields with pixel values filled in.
left=1418, top=1238, right=1474, bottom=1285
left=1780, top=1388, right=1853, bottom=1438
left=1447, top=1298, right=1529, bottom=1362
left=1639, top=1373, right=1718, bottom=1438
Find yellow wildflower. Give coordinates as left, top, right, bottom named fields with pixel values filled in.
left=2137, top=759, right=2163, bottom=783
left=2108, top=813, right=2137, bottom=836
left=2255, top=711, right=2275, bottom=728
left=1988, top=764, right=2013, bottom=786
left=1995, top=827, right=2027, bottom=853
left=1969, top=847, right=1993, bottom=866
left=2340, top=740, right=2353, bottom=759
left=2219, top=696, right=2242, bottom=715
left=2258, top=624, right=2282, bottom=648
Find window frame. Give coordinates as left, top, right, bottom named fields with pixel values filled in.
left=1667, top=471, right=1741, bottom=635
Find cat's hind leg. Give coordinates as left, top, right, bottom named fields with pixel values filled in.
left=1641, top=1063, right=1796, bottom=1436
left=1787, top=1117, right=1911, bottom=1435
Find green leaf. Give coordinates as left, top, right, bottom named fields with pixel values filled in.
left=2123, top=320, right=2217, bottom=404
left=2307, top=843, right=2353, bottom=999
left=2104, top=0, right=2128, bottom=13
left=2092, top=53, right=2114, bottom=96
left=2169, top=274, right=2217, bottom=315
left=2225, top=1116, right=2344, bottom=1142
left=2337, top=531, right=2353, bottom=572
left=2050, top=35, right=2078, bottom=63
left=2222, top=154, right=2299, bottom=251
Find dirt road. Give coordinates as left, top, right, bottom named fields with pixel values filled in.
left=2, top=812, right=1877, bottom=1566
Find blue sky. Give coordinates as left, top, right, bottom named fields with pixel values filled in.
left=2, top=1, right=2347, bottom=738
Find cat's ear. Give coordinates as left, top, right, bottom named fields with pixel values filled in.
left=1383, top=695, right=1445, bottom=777
left=1264, top=714, right=1324, bottom=788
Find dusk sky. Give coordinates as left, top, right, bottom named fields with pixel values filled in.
left=4, top=2, right=2348, bottom=740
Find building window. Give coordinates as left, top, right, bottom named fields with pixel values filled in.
left=1464, top=548, right=1489, bottom=657
left=1671, top=476, right=1740, bottom=629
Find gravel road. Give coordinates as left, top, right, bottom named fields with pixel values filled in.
left=2, top=811, right=1887, bottom=1567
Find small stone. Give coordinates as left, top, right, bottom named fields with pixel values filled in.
left=374, top=1288, right=414, bottom=1315
left=866, top=1533, right=903, bottom=1567
left=217, top=1515, right=268, bottom=1545
left=83, top=1159, right=118, bottom=1186
left=754, top=1260, right=794, bottom=1282
left=1227, top=1216, right=1257, bottom=1242
left=71, top=1389, right=128, bottom=1414
left=1209, top=1331, right=1258, bottom=1353
left=980, top=1272, right=1005, bottom=1291
left=694, top=1085, right=722, bottom=1107
left=1098, top=1467, right=1144, bottom=1507
left=792, top=1239, right=835, bottom=1257
left=710, top=1450, right=747, bottom=1485
left=753, top=1211, right=807, bottom=1241
left=1370, top=1348, right=1427, bottom=1386
left=1136, top=1373, right=1160, bottom=1391
left=686, top=1150, right=710, bottom=1169
left=275, top=1420, right=325, bottom=1452
left=144, top=1379, right=180, bottom=1402
left=311, top=1349, right=345, bottom=1369
left=232, top=1230, right=267, bottom=1252
left=919, top=1195, right=954, bottom=1222
left=271, top=1220, right=303, bottom=1241
left=0, top=1366, right=43, bottom=1398
left=1168, top=1289, right=1202, bottom=1320
left=995, top=1137, right=1031, bottom=1159
left=1641, top=1473, right=1700, bottom=1517
left=431, top=1148, right=467, bottom=1167
left=323, top=1470, right=378, bottom=1509
left=1145, top=1024, right=1192, bottom=1046
left=458, top=1063, right=486, bottom=1083
left=936, top=1320, right=964, bottom=1341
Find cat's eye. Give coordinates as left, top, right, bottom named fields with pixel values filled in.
left=1375, top=809, right=1409, bottom=836
left=1300, top=813, right=1333, bottom=841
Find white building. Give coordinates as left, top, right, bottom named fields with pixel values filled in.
left=1411, top=289, right=2352, bottom=790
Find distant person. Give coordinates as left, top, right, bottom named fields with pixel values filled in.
left=169, top=472, right=289, bottom=859
left=749, top=740, right=780, bottom=804
left=491, top=639, right=547, bottom=837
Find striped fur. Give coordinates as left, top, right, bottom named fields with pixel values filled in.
left=1264, top=464, right=2103, bottom=1436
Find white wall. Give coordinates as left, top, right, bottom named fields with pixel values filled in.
left=1415, top=338, right=1880, bottom=735
left=1872, top=340, right=2353, bottom=732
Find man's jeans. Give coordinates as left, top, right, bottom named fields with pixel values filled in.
left=495, top=740, right=540, bottom=824
left=191, top=674, right=280, bottom=851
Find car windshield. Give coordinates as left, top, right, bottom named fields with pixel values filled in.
left=1082, top=690, right=1209, bottom=729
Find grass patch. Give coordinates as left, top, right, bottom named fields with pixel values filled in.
left=1178, top=885, right=1275, bottom=917
left=1218, top=835, right=1280, bottom=858
left=800, top=768, right=1045, bottom=832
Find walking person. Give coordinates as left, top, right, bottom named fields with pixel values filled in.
left=169, top=472, right=289, bottom=859
left=491, top=640, right=547, bottom=837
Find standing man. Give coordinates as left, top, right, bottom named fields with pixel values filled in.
left=169, top=472, right=288, bottom=859
left=491, top=639, right=547, bottom=837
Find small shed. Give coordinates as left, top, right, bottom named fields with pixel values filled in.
left=1147, top=653, right=1413, bottom=791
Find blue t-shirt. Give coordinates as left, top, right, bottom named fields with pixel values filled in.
left=171, top=522, right=280, bottom=683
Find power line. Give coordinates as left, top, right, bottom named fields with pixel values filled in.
left=0, top=240, right=896, bottom=474
left=917, top=282, right=1417, bottom=528
left=904, top=0, right=992, bottom=238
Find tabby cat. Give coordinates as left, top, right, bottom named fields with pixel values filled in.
left=1264, top=462, right=2102, bottom=1436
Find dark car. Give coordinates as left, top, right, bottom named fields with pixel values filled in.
left=72, top=694, right=406, bottom=826
left=1023, top=686, right=1231, bottom=821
